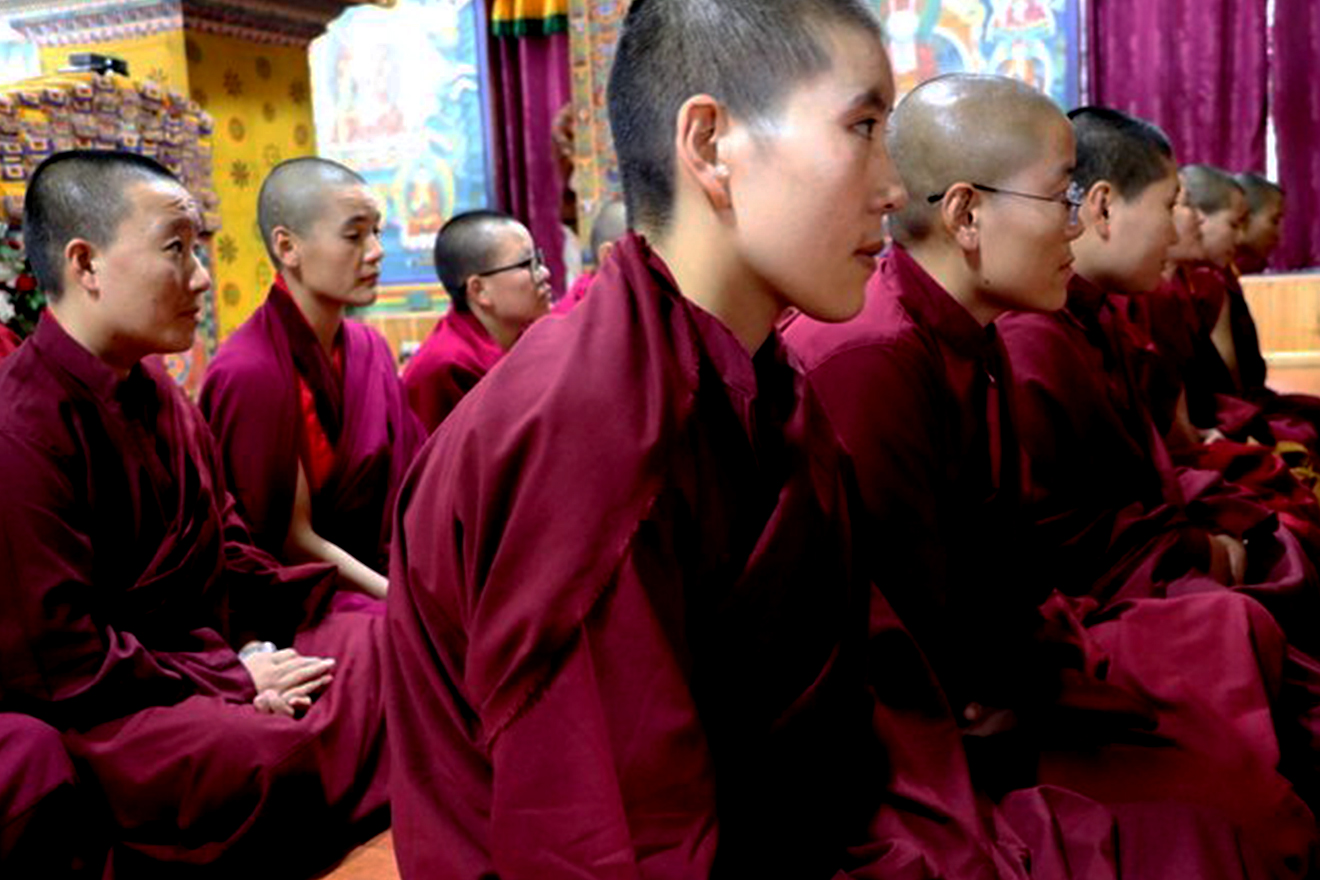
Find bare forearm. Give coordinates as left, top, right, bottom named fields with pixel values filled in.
left=285, top=528, right=388, bottom=598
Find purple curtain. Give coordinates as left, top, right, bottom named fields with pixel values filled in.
left=488, top=32, right=573, bottom=297
left=1088, top=0, right=1268, bottom=173
left=1270, top=0, right=1320, bottom=270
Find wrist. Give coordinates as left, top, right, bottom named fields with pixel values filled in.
left=238, top=640, right=276, bottom=661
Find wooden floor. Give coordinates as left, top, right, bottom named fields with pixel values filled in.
left=317, top=830, right=399, bottom=880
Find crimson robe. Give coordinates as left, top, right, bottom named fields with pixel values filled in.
left=400, top=306, right=504, bottom=432
left=391, top=233, right=1048, bottom=879
left=0, top=313, right=389, bottom=877
left=0, top=325, right=18, bottom=361
left=201, top=278, right=424, bottom=577
left=553, top=269, right=594, bottom=314
left=0, top=713, right=100, bottom=877
left=784, top=247, right=1315, bottom=875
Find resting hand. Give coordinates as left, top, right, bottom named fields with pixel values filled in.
left=1208, top=533, right=1248, bottom=585
left=242, top=648, right=335, bottom=716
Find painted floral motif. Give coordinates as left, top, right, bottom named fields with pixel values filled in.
left=289, top=79, right=309, bottom=105
left=293, top=123, right=310, bottom=146
left=263, top=144, right=282, bottom=169
left=262, top=102, right=276, bottom=123
left=228, top=117, right=246, bottom=142
left=216, top=234, right=238, bottom=265
left=223, top=69, right=243, bottom=97
left=229, top=160, right=252, bottom=189
left=255, top=57, right=272, bottom=80
left=222, top=283, right=241, bottom=306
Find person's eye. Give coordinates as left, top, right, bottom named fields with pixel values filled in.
left=851, top=118, right=879, bottom=140
left=165, top=240, right=185, bottom=254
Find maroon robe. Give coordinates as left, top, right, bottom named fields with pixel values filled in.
left=390, top=233, right=1050, bottom=879
left=0, top=713, right=99, bottom=877
left=784, top=247, right=1316, bottom=875
left=400, top=306, right=504, bottom=432
left=553, top=269, right=594, bottom=314
left=998, top=274, right=1320, bottom=638
left=201, top=278, right=424, bottom=577
left=0, top=324, right=18, bottom=361
left=0, top=313, right=389, bottom=877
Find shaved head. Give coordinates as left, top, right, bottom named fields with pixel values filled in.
left=588, top=199, right=628, bottom=264
left=1235, top=171, right=1283, bottom=215
left=1068, top=107, right=1173, bottom=200
left=26, top=150, right=179, bottom=300
left=432, top=209, right=521, bottom=310
left=887, top=73, right=1066, bottom=243
left=257, top=157, right=366, bottom=263
left=1181, top=164, right=1244, bottom=215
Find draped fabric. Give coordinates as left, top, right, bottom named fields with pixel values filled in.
left=1087, top=0, right=1268, bottom=174
left=487, top=32, right=572, bottom=299
left=1270, top=0, right=1320, bottom=270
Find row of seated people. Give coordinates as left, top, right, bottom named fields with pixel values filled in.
left=1, top=0, right=1319, bottom=874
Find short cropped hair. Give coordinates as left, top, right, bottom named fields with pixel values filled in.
left=608, top=0, right=883, bottom=234
left=1235, top=171, right=1283, bottom=215
left=257, top=157, right=366, bottom=263
left=432, top=209, right=518, bottom=311
left=25, top=150, right=178, bottom=300
left=1180, top=164, right=1244, bottom=215
left=1068, top=106, right=1175, bottom=200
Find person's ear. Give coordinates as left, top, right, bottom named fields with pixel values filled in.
left=1082, top=181, right=1112, bottom=239
left=272, top=226, right=300, bottom=272
left=940, top=183, right=981, bottom=253
left=674, top=94, right=732, bottom=211
left=466, top=275, right=491, bottom=310
left=64, top=239, right=99, bottom=296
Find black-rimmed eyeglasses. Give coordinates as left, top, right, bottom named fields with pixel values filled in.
left=927, top=181, right=1086, bottom=224
left=475, top=248, right=546, bottom=279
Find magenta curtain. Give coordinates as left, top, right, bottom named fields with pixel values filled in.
left=1270, top=0, right=1320, bottom=270
left=488, top=32, right=573, bottom=297
left=1088, top=0, right=1268, bottom=173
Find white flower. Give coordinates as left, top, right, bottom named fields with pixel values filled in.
left=0, top=291, right=14, bottom=324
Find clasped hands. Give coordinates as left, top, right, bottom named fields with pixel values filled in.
left=240, top=644, right=336, bottom=717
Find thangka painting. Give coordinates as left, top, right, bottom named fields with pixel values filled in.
left=310, top=0, right=494, bottom=287
left=875, top=0, right=1082, bottom=109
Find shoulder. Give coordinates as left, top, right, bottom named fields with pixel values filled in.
left=0, top=345, right=79, bottom=459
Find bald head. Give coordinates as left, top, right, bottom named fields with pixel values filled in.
left=432, top=209, right=522, bottom=310
left=1235, top=171, right=1283, bottom=215
left=886, top=74, right=1065, bottom=243
left=588, top=200, right=628, bottom=265
left=1181, top=164, right=1244, bottom=215
left=257, top=157, right=366, bottom=264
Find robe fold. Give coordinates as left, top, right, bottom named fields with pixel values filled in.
left=0, top=313, right=389, bottom=876
left=400, top=306, right=505, bottom=432
left=997, top=275, right=1319, bottom=637
left=389, top=233, right=1040, bottom=879
left=0, top=324, right=19, bottom=361
left=201, top=278, right=424, bottom=577
left=784, top=247, right=1316, bottom=876
left=0, top=712, right=101, bottom=877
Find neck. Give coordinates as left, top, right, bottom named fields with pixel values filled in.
left=903, top=239, right=1001, bottom=327
left=651, top=216, right=781, bottom=354
left=48, top=300, right=136, bottom=377
left=470, top=306, right=519, bottom=351
left=282, top=273, right=344, bottom=355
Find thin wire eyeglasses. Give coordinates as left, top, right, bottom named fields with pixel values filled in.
left=926, top=181, right=1086, bottom=224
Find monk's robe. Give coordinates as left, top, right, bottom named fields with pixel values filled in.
left=0, top=324, right=18, bottom=360
left=0, top=713, right=102, bottom=877
left=1111, top=282, right=1320, bottom=549
left=1184, top=262, right=1320, bottom=444
left=552, top=269, right=593, bottom=314
left=0, top=314, right=390, bottom=877
left=999, top=274, right=1320, bottom=631
left=783, top=247, right=1317, bottom=876
left=392, top=233, right=1049, bottom=879
left=400, top=306, right=504, bottom=432
left=201, top=277, right=424, bottom=580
